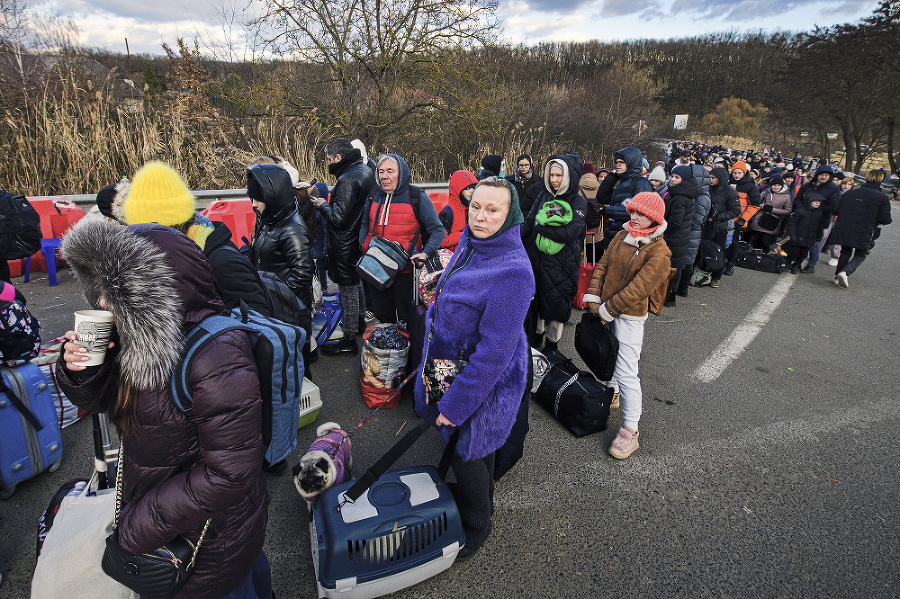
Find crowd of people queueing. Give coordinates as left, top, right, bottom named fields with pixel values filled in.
left=42, top=135, right=893, bottom=594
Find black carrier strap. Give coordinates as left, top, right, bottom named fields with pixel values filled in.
left=0, top=370, right=43, bottom=431
left=344, top=421, right=459, bottom=502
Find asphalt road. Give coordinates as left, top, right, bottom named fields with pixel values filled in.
left=2, top=203, right=898, bottom=598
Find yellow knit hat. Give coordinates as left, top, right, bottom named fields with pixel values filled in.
left=123, top=161, right=195, bottom=226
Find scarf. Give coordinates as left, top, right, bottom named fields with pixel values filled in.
left=184, top=212, right=216, bottom=251
left=625, top=219, right=662, bottom=240
left=483, top=179, right=525, bottom=240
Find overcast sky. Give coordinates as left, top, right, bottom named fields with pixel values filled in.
left=43, top=0, right=878, bottom=57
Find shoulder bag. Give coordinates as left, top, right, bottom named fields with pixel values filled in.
left=101, top=444, right=211, bottom=599
left=421, top=242, right=469, bottom=406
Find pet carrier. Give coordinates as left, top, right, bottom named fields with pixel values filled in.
left=309, top=422, right=464, bottom=599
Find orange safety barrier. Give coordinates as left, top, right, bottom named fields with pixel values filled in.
left=202, top=199, right=256, bottom=247
left=23, top=199, right=86, bottom=284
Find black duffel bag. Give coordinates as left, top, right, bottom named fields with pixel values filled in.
left=574, top=312, right=618, bottom=382
left=697, top=238, right=725, bottom=273
left=533, top=350, right=613, bottom=438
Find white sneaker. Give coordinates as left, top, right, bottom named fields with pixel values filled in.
left=828, top=258, right=838, bottom=266
left=836, top=271, right=849, bottom=288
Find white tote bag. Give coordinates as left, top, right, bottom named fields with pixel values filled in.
left=31, top=488, right=138, bottom=599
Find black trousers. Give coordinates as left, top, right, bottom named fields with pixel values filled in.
left=835, top=246, right=869, bottom=276
left=450, top=452, right=496, bottom=551
left=0, top=260, right=10, bottom=284
left=369, top=271, right=414, bottom=324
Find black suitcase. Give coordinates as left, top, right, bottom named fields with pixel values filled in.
left=533, top=350, right=613, bottom=438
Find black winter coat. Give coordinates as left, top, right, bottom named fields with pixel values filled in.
left=795, top=179, right=840, bottom=227
left=522, top=154, right=586, bottom=322
left=58, top=222, right=267, bottom=599
left=684, top=165, right=711, bottom=265
left=827, top=182, right=892, bottom=249
left=596, top=146, right=653, bottom=243
left=320, top=149, right=375, bottom=286
left=787, top=194, right=827, bottom=248
left=663, top=178, right=698, bottom=269
left=249, top=164, right=315, bottom=310
left=204, top=221, right=271, bottom=315
left=709, top=167, right=741, bottom=231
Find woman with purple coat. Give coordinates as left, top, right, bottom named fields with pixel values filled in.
left=414, top=177, right=534, bottom=561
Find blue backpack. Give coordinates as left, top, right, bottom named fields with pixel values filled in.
left=170, top=303, right=306, bottom=467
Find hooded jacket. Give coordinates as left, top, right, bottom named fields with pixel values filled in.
left=319, top=148, right=375, bottom=285
left=521, top=154, right=586, bottom=322
left=440, top=170, right=478, bottom=250
left=414, top=225, right=534, bottom=461
left=507, top=154, right=539, bottom=210
left=827, top=181, right=892, bottom=249
left=730, top=168, right=761, bottom=220
left=794, top=165, right=841, bottom=229
left=361, top=154, right=446, bottom=269
left=57, top=221, right=267, bottom=599
left=248, top=163, right=315, bottom=310
left=684, top=164, right=712, bottom=265
left=709, top=167, right=742, bottom=232
left=202, top=219, right=271, bottom=315
left=787, top=192, right=827, bottom=247
left=596, top=146, right=654, bottom=243
left=663, top=165, right=698, bottom=269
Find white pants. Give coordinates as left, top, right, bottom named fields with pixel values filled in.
left=536, top=319, right=565, bottom=343
left=605, top=318, right=646, bottom=431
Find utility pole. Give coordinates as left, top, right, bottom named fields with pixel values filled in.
left=125, top=38, right=133, bottom=79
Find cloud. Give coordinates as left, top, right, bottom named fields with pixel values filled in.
left=664, top=0, right=873, bottom=22
left=505, top=13, right=587, bottom=38
left=597, top=0, right=661, bottom=18
left=56, top=0, right=230, bottom=26
left=522, top=0, right=597, bottom=11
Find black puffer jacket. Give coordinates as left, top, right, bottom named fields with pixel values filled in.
left=596, top=146, right=653, bottom=243
left=709, top=167, right=741, bottom=232
left=663, top=166, right=698, bottom=269
left=787, top=193, right=827, bottom=248
left=204, top=220, right=271, bottom=315
left=684, top=165, right=712, bottom=264
left=827, top=182, right=892, bottom=249
left=58, top=222, right=267, bottom=599
left=248, top=164, right=315, bottom=310
left=522, top=153, right=586, bottom=322
left=320, top=149, right=375, bottom=286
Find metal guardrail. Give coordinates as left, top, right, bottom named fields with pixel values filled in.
left=44, top=183, right=452, bottom=210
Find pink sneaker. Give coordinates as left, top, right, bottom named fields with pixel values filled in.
left=609, top=427, right=639, bottom=459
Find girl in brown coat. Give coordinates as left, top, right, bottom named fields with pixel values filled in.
left=582, top=192, right=672, bottom=460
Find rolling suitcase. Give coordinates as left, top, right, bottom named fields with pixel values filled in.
left=1, top=362, right=64, bottom=499
left=310, top=422, right=464, bottom=599
left=407, top=262, right=428, bottom=373
left=573, top=232, right=596, bottom=310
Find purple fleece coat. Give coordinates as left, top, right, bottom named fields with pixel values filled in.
left=414, top=225, right=535, bottom=461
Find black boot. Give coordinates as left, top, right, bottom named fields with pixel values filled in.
left=543, top=339, right=558, bottom=353
left=321, top=337, right=359, bottom=355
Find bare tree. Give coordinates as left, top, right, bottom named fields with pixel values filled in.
left=251, top=0, right=498, bottom=148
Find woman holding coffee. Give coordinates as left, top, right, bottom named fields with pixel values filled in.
left=58, top=219, right=271, bottom=599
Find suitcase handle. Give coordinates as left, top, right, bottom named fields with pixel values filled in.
left=343, top=421, right=458, bottom=503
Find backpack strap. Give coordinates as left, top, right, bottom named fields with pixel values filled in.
left=170, top=314, right=257, bottom=421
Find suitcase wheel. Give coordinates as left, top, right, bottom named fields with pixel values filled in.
left=48, top=458, right=62, bottom=473
left=1, top=485, right=15, bottom=500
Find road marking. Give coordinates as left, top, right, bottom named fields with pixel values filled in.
left=692, top=273, right=796, bottom=383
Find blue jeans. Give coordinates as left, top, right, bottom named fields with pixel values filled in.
left=806, top=241, right=821, bottom=267
left=222, top=550, right=272, bottom=599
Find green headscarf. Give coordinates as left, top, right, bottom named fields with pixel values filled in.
left=481, top=177, right=525, bottom=240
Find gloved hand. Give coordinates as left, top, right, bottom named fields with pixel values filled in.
left=762, top=204, right=773, bottom=213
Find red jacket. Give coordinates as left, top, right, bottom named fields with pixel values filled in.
left=440, top=170, right=477, bottom=250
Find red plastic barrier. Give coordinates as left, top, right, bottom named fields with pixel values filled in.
left=202, top=199, right=256, bottom=247
left=7, top=259, right=25, bottom=278
left=428, top=192, right=450, bottom=213
left=27, top=198, right=86, bottom=238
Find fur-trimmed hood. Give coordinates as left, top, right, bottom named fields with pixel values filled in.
left=61, top=219, right=224, bottom=390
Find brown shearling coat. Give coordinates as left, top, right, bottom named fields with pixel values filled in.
left=586, top=229, right=672, bottom=319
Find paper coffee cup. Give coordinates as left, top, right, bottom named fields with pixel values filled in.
left=73, top=310, right=116, bottom=366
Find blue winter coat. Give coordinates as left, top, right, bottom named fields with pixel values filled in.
left=596, top=146, right=654, bottom=243
left=414, top=225, right=535, bottom=461
left=685, top=165, right=711, bottom=265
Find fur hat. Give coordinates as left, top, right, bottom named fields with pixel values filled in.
left=627, top=191, right=665, bottom=225
left=124, top=162, right=194, bottom=226
left=648, top=165, right=666, bottom=183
